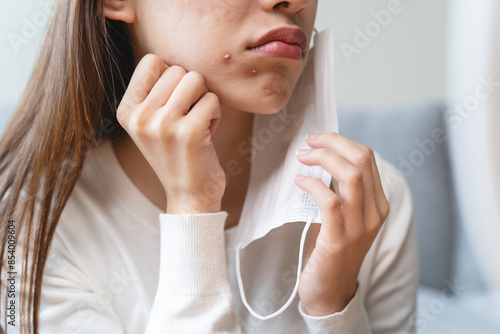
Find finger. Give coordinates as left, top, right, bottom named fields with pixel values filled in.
left=297, top=148, right=363, bottom=225
left=295, top=175, right=345, bottom=240
left=186, top=92, right=222, bottom=137
left=143, top=65, right=187, bottom=109
left=117, top=54, right=168, bottom=126
left=306, top=133, right=382, bottom=233
left=370, top=154, right=390, bottom=222
left=164, top=71, right=208, bottom=118
left=349, top=147, right=379, bottom=236
left=306, top=133, right=374, bottom=215
left=306, top=132, right=365, bottom=153
left=338, top=145, right=382, bottom=235
left=123, top=54, right=168, bottom=107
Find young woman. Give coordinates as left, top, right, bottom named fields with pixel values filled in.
left=0, top=0, right=418, bottom=333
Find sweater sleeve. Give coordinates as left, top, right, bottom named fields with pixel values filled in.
left=145, top=211, right=242, bottom=334
left=298, top=282, right=372, bottom=333
left=297, top=160, right=419, bottom=334
left=38, top=211, right=241, bottom=334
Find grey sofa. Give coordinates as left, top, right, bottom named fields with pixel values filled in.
left=339, top=101, right=500, bottom=333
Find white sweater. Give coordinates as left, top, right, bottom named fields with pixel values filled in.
left=37, top=136, right=419, bottom=334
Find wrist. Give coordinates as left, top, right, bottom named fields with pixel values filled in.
left=166, top=200, right=221, bottom=215
left=301, top=301, right=347, bottom=317
left=301, top=282, right=358, bottom=316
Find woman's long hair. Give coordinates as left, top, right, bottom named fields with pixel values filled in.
left=0, top=0, right=135, bottom=332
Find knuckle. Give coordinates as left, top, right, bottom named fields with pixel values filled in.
left=130, top=120, right=148, bottom=139
left=161, top=104, right=179, bottom=121
left=204, top=92, right=220, bottom=105
left=345, top=167, right=363, bottom=187
left=139, top=54, right=167, bottom=81
left=129, top=87, right=143, bottom=103
left=116, top=108, right=126, bottom=126
left=116, top=100, right=135, bottom=127
left=158, top=124, right=175, bottom=141
left=134, top=126, right=148, bottom=140
left=135, top=111, right=150, bottom=129
left=356, top=147, right=374, bottom=170
left=324, top=194, right=341, bottom=210
left=310, top=177, right=324, bottom=189
left=326, top=131, right=341, bottom=142
left=128, top=110, right=150, bottom=137
left=139, top=53, right=161, bottom=70
left=380, top=199, right=391, bottom=222
left=168, top=65, right=188, bottom=77
left=310, top=147, right=328, bottom=161
left=186, top=71, right=206, bottom=87
left=149, top=117, right=165, bottom=136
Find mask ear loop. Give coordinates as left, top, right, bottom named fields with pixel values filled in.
left=235, top=218, right=313, bottom=320
left=311, top=27, right=320, bottom=48
left=234, top=26, right=326, bottom=320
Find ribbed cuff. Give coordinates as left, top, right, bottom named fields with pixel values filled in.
left=157, top=211, right=230, bottom=296
left=298, top=283, right=371, bottom=334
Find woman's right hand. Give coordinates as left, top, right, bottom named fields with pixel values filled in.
left=116, top=54, right=226, bottom=214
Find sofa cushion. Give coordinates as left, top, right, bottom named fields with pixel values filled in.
left=417, top=286, right=500, bottom=333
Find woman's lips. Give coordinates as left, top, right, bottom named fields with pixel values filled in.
left=248, top=27, right=308, bottom=60
left=249, top=41, right=303, bottom=60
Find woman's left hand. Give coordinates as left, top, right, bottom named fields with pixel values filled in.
left=295, top=132, right=390, bottom=316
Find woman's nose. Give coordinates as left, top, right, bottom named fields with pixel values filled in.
left=259, top=0, right=310, bottom=15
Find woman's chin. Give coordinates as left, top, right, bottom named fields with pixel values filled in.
left=221, top=94, right=292, bottom=115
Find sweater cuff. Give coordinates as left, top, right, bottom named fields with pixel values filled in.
left=157, top=211, right=230, bottom=296
left=298, top=282, right=371, bottom=334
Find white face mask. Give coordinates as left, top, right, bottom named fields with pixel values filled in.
left=233, top=27, right=339, bottom=320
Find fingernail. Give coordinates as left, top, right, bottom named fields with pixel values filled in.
left=296, top=174, right=306, bottom=181
left=306, top=133, right=319, bottom=141
left=296, top=149, right=311, bottom=157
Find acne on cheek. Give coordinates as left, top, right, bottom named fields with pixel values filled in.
left=221, top=52, right=232, bottom=64
left=242, top=68, right=258, bottom=77
left=219, top=52, right=257, bottom=75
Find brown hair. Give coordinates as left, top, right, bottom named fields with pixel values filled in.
left=0, top=0, right=135, bottom=332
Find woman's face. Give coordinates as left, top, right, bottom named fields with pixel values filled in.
left=127, top=0, right=318, bottom=114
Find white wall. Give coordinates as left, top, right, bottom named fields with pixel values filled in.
left=0, top=0, right=449, bottom=124
left=315, top=0, right=449, bottom=108
left=446, top=0, right=500, bottom=294
left=0, top=0, right=53, bottom=132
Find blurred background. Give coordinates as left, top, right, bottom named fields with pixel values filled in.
left=1, top=0, right=499, bottom=332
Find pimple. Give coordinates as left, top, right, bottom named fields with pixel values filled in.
left=221, top=53, right=232, bottom=64
left=251, top=69, right=257, bottom=74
